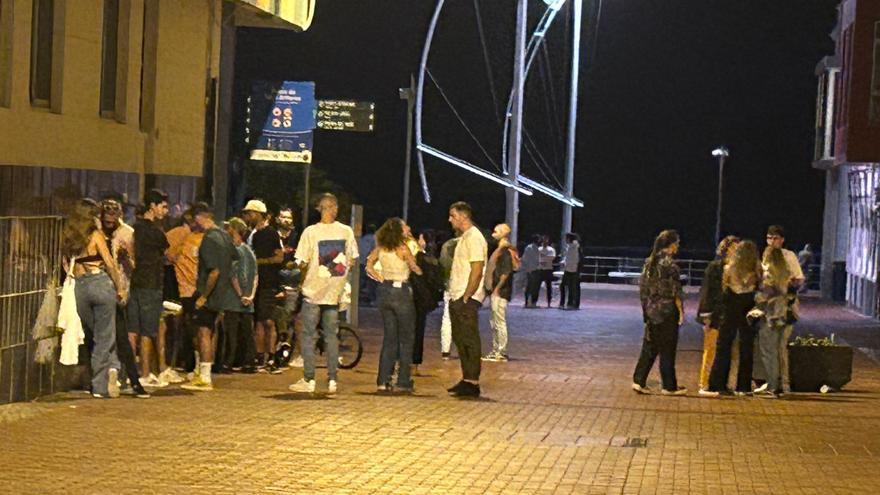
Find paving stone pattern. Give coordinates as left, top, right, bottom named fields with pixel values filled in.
left=1, top=287, right=880, bottom=494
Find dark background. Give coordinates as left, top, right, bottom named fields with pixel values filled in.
left=233, top=0, right=840, bottom=254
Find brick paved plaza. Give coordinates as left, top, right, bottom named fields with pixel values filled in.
left=2, top=286, right=880, bottom=494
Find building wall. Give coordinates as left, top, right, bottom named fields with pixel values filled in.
left=0, top=0, right=226, bottom=213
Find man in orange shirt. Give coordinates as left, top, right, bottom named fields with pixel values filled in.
left=164, top=209, right=204, bottom=382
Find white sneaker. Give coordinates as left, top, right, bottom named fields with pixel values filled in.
left=288, top=355, right=304, bottom=368
left=107, top=369, right=120, bottom=398
left=328, top=380, right=338, bottom=395
left=661, top=387, right=688, bottom=396
left=289, top=378, right=316, bottom=393
left=158, top=368, right=184, bottom=384
left=631, top=383, right=651, bottom=394
left=753, top=383, right=769, bottom=394
left=698, top=389, right=719, bottom=398
left=139, top=373, right=168, bottom=389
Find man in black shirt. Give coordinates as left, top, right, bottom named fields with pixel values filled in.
left=243, top=199, right=284, bottom=374
left=129, top=189, right=169, bottom=387
left=275, top=207, right=301, bottom=367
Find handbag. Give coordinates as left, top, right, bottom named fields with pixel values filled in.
left=57, top=258, right=85, bottom=366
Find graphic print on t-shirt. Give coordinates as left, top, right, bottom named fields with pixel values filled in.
left=318, top=240, right=348, bottom=278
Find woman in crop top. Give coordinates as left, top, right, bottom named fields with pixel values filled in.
left=366, top=218, right=422, bottom=393
left=62, top=199, right=127, bottom=398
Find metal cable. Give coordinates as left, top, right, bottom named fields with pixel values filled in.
left=473, top=0, right=502, bottom=127
left=426, top=68, right=502, bottom=173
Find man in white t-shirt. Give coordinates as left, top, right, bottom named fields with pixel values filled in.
left=754, top=224, right=805, bottom=396
left=446, top=201, right=488, bottom=398
left=288, top=194, right=358, bottom=395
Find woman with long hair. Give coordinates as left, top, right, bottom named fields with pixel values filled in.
left=366, top=218, right=423, bottom=392
left=752, top=247, right=793, bottom=398
left=633, top=229, right=686, bottom=396
left=704, top=240, right=761, bottom=397
left=62, top=199, right=127, bottom=398
left=696, top=235, right=739, bottom=395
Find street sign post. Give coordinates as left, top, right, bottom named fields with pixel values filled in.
left=316, top=100, right=375, bottom=132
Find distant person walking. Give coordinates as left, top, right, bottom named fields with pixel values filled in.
left=558, top=233, right=581, bottom=310
left=366, top=218, right=423, bottom=392
left=521, top=235, right=540, bottom=308
left=704, top=240, right=760, bottom=397
left=632, top=230, right=686, bottom=396
left=445, top=202, right=487, bottom=398
left=695, top=235, right=739, bottom=395
left=536, top=236, right=556, bottom=308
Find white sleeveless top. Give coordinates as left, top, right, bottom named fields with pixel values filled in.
left=377, top=249, right=410, bottom=283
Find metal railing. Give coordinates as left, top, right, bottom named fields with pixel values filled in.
left=576, top=255, right=822, bottom=289
left=0, top=216, right=64, bottom=403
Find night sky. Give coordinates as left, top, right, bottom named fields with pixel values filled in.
left=234, top=1, right=840, bottom=254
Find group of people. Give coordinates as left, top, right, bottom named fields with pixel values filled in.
left=520, top=234, right=582, bottom=310
left=62, top=187, right=546, bottom=399
left=632, top=225, right=805, bottom=399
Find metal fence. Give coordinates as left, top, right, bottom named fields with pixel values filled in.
left=577, top=256, right=822, bottom=290
left=0, top=216, right=64, bottom=404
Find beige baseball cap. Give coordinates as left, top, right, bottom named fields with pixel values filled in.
left=242, top=199, right=267, bottom=214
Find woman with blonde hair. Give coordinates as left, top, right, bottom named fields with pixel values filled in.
left=752, top=246, right=793, bottom=398
left=704, top=240, right=761, bottom=397
left=366, top=217, right=423, bottom=392
left=62, top=199, right=127, bottom=398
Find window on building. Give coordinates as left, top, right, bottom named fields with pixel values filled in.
left=100, top=0, right=120, bottom=117
left=870, top=22, right=880, bottom=125
left=30, top=0, right=54, bottom=107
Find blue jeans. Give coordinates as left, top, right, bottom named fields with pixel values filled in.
left=75, top=272, right=120, bottom=395
left=377, top=282, right=416, bottom=388
left=299, top=301, right=339, bottom=381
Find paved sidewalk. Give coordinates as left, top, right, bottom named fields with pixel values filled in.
left=1, top=285, right=879, bottom=494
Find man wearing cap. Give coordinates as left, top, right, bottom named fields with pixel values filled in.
left=242, top=199, right=284, bottom=374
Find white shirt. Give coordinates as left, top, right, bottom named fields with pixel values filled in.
left=295, top=221, right=359, bottom=305
left=563, top=241, right=580, bottom=273
left=761, top=248, right=805, bottom=283
left=448, top=226, right=488, bottom=302
left=537, top=246, right=556, bottom=270
left=521, top=243, right=539, bottom=272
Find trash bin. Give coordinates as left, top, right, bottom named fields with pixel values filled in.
left=832, top=261, right=846, bottom=302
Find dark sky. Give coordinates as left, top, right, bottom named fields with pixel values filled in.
left=235, top=0, right=840, bottom=253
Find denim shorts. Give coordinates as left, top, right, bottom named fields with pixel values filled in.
left=127, top=288, right=163, bottom=338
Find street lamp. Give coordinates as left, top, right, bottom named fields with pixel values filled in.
left=711, top=146, right=729, bottom=246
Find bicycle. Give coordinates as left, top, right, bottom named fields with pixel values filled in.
left=275, top=321, right=363, bottom=370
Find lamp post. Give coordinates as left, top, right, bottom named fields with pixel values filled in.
left=711, top=146, right=729, bottom=246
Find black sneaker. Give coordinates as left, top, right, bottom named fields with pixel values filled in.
left=452, top=381, right=480, bottom=398
left=267, top=363, right=284, bottom=375
left=241, top=366, right=258, bottom=374
left=132, top=384, right=151, bottom=399
left=447, top=381, right=466, bottom=394
left=441, top=352, right=451, bottom=361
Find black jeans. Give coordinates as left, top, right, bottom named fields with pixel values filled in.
left=413, top=306, right=428, bottom=365
left=559, top=272, right=580, bottom=308
left=224, top=311, right=255, bottom=368
left=708, top=291, right=756, bottom=392
left=449, top=298, right=482, bottom=381
left=538, top=269, right=554, bottom=306
left=633, top=312, right=680, bottom=390
left=115, top=305, right=141, bottom=385
left=525, top=271, right=540, bottom=304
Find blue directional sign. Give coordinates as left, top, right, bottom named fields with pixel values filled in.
left=251, top=81, right=317, bottom=163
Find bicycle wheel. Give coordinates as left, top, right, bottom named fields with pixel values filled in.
left=336, top=324, right=363, bottom=369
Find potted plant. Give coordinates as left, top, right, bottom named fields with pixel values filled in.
left=788, top=334, right=853, bottom=392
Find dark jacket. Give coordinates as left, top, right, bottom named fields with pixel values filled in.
left=639, top=254, right=682, bottom=325
left=697, top=259, right=724, bottom=327
left=410, top=252, right=443, bottom=314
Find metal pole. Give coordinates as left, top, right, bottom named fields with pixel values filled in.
left=349, top=204, right=363, bottom=327
left=302, top=163, right=311, bottom=226
left=561, top=0, right=583, bottom=242
left=506, top=0, right=528, bottom=247
left=714, top=155, right=724, bottom=246
left=400, top=74, right=415, bottom=221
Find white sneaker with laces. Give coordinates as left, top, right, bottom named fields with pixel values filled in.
left=661, top=387, right=688, bottom=396
left=698, top=389, right=719, bottom=398
left=139, top=374, right=167, bottom=388
left=753, top=383, right=769, bottom=394
left=631, top=383, right=651, bottom=394
left=289, top=378, right=316, bottom=393
left=288, top=355, right=304, bottom=368
left=159, top=368, right=184, bottom=384
left=328, top=380, right=337, bottom=395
